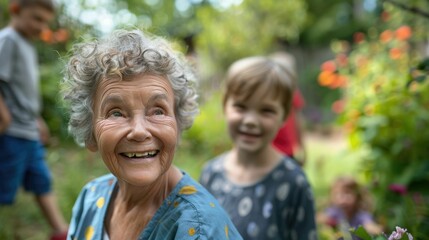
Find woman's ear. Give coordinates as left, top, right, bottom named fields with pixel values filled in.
left=9, top=3, right=20, bottom=14
left=85, top=137, right=98, bottom=152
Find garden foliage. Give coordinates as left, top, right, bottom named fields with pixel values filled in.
left=318, top=4, right=429, bottom=238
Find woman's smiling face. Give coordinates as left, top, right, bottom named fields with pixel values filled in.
left=88, top=73, right=178, bottom=187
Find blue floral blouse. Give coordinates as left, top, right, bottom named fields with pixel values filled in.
left=68, top=172, right=242, bottom=240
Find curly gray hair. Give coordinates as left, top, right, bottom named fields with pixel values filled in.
left=61, top=29, right=199, bottom=146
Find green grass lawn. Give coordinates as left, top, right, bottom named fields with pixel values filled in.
left=0, top=129, right=362, bottom=239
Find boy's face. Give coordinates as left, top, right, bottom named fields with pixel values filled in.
left=224, top=88, right=285, bottom=154
left=12, top=5, right=54, bottom=40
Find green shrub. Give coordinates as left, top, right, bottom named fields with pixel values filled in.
left=182, top=92, right=231, bottom=158
left=318, top=11, right=429, bottom=237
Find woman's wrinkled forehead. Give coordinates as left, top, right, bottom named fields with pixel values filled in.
left=94, top=74, right=172, bottom=100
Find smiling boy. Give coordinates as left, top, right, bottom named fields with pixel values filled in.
left=200, top=56, right=317, bottom=240
left=0, top=1, right=68, bottom=239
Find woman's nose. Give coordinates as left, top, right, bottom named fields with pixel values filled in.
left=127, top=117, right=151, bottom=141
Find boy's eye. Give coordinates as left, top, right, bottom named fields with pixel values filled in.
left=262, top=108, right=276, bottom=114
left=233, top=103, right=245, bottom=110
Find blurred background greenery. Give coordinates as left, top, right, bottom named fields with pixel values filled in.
left=0, top=0, right=428, bottom=239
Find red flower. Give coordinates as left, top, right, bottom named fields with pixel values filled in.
left=353, top=32, right=365, bottom=43
left=326, top=217, right=338, bottom=228
left=389, top=184, right=407, bottom=195
left=336, top=53, right=348, bottom=67
left=331, top=99, right=345, bottom=114
left=321, top=60, right=337, bottom=72
left=381, top=11, right=390, bottom=22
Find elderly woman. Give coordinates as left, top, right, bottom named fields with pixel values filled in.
left=62, top=30, right=242, bottom=240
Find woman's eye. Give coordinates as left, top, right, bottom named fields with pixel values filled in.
left=153, top=108, right=165, bottom=116
left=109, top=110, right=123, bottom=118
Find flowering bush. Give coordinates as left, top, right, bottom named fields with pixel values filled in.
left=317, top=8, right=429, bottom=238
left=350, top=226, right=413, bottom=240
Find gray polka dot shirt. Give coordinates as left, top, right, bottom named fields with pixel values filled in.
left=199, top=154, right=318, bottom=240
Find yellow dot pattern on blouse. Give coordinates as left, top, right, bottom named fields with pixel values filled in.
left=173, top=201, right=180, bottom=208
left=178, top=185, right=197, bottom=195
left=85, top=226, right=94, bottom=240
left=225, top=225, right=229, bottom=239
left=96, top=197, right=105, bottom=208
left=209, top=202, right=215, bottom=207
left=188, top=227, right=196, bottom=236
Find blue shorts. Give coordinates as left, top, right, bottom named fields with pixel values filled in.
left=0, top=135, right=52, bottom=205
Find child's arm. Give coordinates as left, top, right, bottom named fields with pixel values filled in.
left=0, top=92, right=11, bottom=133
left=363, top=221, right=383, bottom=235
left=37, top=116, right=51, bottom=145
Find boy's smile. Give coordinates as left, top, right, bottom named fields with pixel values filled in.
left=225, top=88, right=285, bottom=154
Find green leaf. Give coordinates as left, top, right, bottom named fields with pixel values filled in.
left=414, top=75, right=427, bottom=83
left=417, top=58, right=429, bottom=71
left=404, top=233, right=413, bottom=240
left=351, top=226, right=373, bottom=240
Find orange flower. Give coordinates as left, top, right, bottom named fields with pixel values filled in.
left=318, top=71, right=336, bottom=86
left=389, top=48, right=402, bottom=59
left=321, top=60, right=336, bottom=72
left=327, top=74, right=347, bottom=89
left=40, top=28, right=53, bottom=43
left=395, top=26, right=412, bottom=41
left=54, top=28, right=69, bottom=43
left=380, top=30, right=393, bottom=43
left=334, top=75, right=348, bottom=88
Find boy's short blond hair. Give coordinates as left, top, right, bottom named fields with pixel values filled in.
left=223, top=56, right=295, bottom=119
left=10, top=0, right=55, bottom=12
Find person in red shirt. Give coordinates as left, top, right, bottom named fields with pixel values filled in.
left=270, top=52, right=307, bottom=166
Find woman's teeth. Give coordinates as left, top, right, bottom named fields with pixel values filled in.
left=123, top=150, right=158, bottom=158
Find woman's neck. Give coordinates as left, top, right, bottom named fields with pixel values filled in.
left=106, top=167, right=183, bottom=239
left=116, top=166, right=182, bottom=208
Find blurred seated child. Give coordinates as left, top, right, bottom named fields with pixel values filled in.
left=318, top=176, right=383, bottom=236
